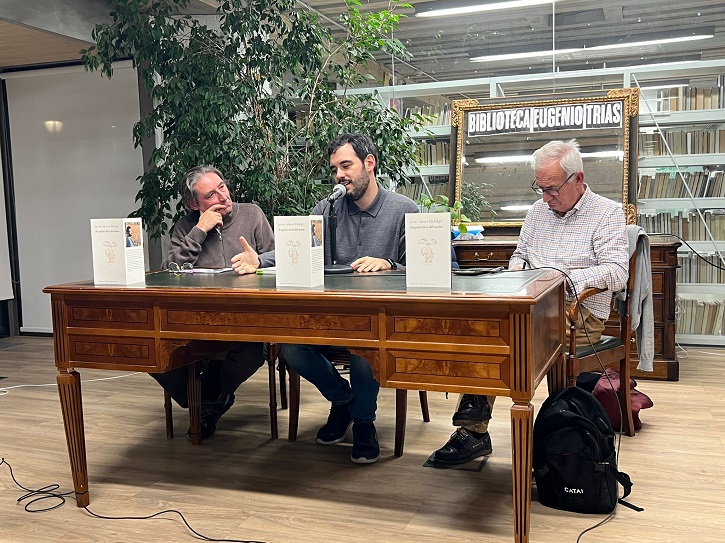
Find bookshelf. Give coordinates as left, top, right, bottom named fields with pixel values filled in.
left=639, top=108, right=725, bottom=345
left=352, top=60, right=725, bottom=346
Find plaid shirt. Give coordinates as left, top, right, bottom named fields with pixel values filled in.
left=509, top=186, right=628, bottom=320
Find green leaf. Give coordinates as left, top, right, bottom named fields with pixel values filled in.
left=82, top=0, right=421, bottom=239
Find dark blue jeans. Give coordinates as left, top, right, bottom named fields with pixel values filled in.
left=279, top=344, right=379, bottom=423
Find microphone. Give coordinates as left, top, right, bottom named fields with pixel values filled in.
left=327, top=183, right=347, bottom=202
left=324, top=183, right=353, bottom=275
left=214, top=226, right=222, bottom=240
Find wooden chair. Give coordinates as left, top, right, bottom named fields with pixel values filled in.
left=565, top=230, right=646, bottom=437
left=164, top=341, right=282, bottom=440
left=278, top=347, right=429, bottom=457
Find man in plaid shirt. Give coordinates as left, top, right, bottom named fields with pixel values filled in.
left=432, top=139, right=628, bottom=466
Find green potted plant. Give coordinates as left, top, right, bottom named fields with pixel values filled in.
left=81, top=0, right=422, bottom=238
left=417, top=180, right=495, bottom=238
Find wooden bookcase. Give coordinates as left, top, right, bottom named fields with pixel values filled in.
left=453, top=235, right=681, bottom=381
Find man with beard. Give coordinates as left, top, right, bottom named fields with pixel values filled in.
left=232, top=133, right=418, bottom=463
left=156, top=165, right=275, bottom=440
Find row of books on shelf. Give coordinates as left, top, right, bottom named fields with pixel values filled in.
left=641, top=81, right=725, bottom=113
left=676, top=252, right=725, bottom=284
left=396, top=179, right=450, bottom=202
left=638, top=170, right=725, bottom=199
left=639, top=129, right=725, bottom=156
left=415, top=140, right=450, bottom=166
left=676, top=298, right=725, bottom=336
left=638, top=209, right=725, bottom=241
left=389, top=99, right=451, bottom=126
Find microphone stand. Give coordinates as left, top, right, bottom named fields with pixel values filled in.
left=325, top=200, right=353, bottom=274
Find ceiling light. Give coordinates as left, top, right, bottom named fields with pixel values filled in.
left=470, top=33, right=713, bottom=63
left=638, top=84, right=688, bottom=91
left=593, top=34, right=712, bottom=51
left=474, top=155, right=531, bottom=164
left=44, top=120, right=64, bottom=133
left=474, top=150, right=622, bottom=164
left=501, top=204, right=534, bottom=211
left=416, top=0, right=570, bottom=18
left=583, top=150, right=624, bottom=159
left=471, top=48, right=580, bottom=63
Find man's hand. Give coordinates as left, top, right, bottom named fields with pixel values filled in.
left=350, top=256, right=391, bottom=273
left=510, top=265, right=523, bottom=271
left=196, top=204, right=226, bottom=233
left=231, top=236, right=260, bottom=275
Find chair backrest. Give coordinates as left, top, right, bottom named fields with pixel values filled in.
left=617, top=250, right=637, bottom=342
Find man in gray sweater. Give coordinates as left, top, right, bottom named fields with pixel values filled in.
left=232, top=133, right=419, bottom=464
left=155, top=165, right=275, bottom=440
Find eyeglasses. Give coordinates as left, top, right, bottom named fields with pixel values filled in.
left=168, top=262, right=193, bottom=275
left=531, top=172, right=576, bottom=196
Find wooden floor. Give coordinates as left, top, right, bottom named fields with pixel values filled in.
left=0, top=337, right=723, bottom=543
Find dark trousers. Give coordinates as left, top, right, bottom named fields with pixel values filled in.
left=151, top=342, right=265, bottom=408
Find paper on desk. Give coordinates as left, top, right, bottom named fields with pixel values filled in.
left=175, top=267, right=233, bottom=274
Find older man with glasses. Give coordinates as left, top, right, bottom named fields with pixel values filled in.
left=430, top=138, right=628, bottom=467
left=154, top=165, right=275, bottom=440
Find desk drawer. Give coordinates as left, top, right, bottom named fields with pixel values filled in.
left=66, top=299, right=154, bottom=331
left=65, top=334, right=158, bottom=369
left=457, top=249, right=512, bottom=267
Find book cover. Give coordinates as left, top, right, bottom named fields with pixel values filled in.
left=274, top=215, right=324, bottom=288
left=90, top=218, right=145, bottom=285
left=405, top=212, right=452, bottom=290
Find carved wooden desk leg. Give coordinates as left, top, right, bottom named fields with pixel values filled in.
left=187, top=361, right=202, bottom=445
left=56, top=369, right=89, bottom=507
left=511, top=402, right=533, bottom=543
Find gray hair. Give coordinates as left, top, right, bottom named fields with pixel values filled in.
left=530, top=139, right=583, bottom=176
left=180, top=165, right=225, bottom=208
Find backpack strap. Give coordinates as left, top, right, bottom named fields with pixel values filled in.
left=612, top=468, right=644, bottom=512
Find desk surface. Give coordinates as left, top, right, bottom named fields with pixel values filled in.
left=48, top=268, right=557, bottom=299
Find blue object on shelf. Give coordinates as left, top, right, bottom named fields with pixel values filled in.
left=451, top=225, right=484, bottom=240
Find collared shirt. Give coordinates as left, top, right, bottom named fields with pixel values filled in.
left=509, top=186, right=628, bottom=320
left=311, top=182, right=419, bottom=267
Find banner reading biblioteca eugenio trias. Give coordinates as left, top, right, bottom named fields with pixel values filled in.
left=467, top=101, right=622, bottom=137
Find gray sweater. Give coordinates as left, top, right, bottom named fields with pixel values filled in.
left=312, top=183, right=419, bottom=267
left=162, top=202, right=275, bottom=269
left=615, top=225, right=654, bottom=372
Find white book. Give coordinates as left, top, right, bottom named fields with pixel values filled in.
left=405, top=212, right=452, bottom=290
left=274, top=215, right=324, bottom=288
left=90, top=218, right=145, bottom=285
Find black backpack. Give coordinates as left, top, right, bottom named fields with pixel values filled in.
left=533, top=386, right=634, bottom=514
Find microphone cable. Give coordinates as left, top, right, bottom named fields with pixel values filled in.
left=0, top=457, right=267, bottom=542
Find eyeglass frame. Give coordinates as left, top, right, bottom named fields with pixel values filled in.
left=531, top=171, right=577, bottom=196
left=168, top=262, right=194, bottom=275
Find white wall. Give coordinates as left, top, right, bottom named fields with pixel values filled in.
left=3, top=63, right=144, bottom=332
left=0, top=165, right=12, bottom=300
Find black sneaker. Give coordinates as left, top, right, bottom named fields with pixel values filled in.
left=186, top=392, right=235, bottom=441
left=351, top=422, right=380, bottom=464
left=433, top=428, right=492, bottom=465
left=452, top=394, right=491, bottom=427
left=316, top=401, right=353, bottom=445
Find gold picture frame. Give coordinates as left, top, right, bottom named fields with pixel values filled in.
left=451, top=88, right=639, bottom=232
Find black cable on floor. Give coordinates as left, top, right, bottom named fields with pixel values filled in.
left=1, top=458, right=267, bottom=543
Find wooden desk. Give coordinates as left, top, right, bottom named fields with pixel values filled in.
left=454, top=235, right=681, bottom=380
left=45, top=270, right=565, bottom=543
